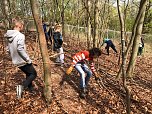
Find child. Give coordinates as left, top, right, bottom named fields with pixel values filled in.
left=101, top=38, right=117, bottom=55
left=42, top=21, right=50, bottom=45
left=47, top=22, right=56, bottom=45
left=66, top=48, right=101, bottom=98
left=53, top=24, right=64, bottom=65
left=137, top=37, right=144, bottom=56
left=4, top=19, right=37, bottom=98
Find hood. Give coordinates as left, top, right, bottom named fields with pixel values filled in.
left=104, top=38, right=109, bottom=42
left=4, top=30, right=19, bottom=42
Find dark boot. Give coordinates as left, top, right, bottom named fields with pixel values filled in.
left=28, top=86, right=34, bottom=93
left=80, top=88, right=86, bottom=98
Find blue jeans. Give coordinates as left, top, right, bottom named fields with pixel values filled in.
left=75, top=63, right=92, bottom=88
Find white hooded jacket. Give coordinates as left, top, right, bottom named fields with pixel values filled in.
left=4, top=30, right=32, bottom=67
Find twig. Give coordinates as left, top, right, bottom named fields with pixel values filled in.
left=49, top=52, right=65, bottom=58
left=96, top=76, right=113, bottom=96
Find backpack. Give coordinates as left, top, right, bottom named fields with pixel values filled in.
left=53, top=32, right=63, bottom=50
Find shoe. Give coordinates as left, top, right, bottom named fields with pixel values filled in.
left=79, top=88, right=86, bottom=98
left=60, top=63, right=64, bottom=67
left=28, top=86, right=34, bottom=93
left=16, top=85, right=24, bottom=99
left=80, top=92, right=85, bottom=98
left=85, top=88, right=89, bottom=94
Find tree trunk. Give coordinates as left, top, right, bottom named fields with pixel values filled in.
left=87, top=0, right=92, bottom=49
left=126, top=0, right=147, bottom=77
left=77, top=0, right=80, bottom=45
left=117, top=0, right=148, bottom=78
left=117, top=0, right=131, bottom=113
left=1, top=0, right=10, bottom=29
left=30, top=0, right=52, bottom=103
left=11, top=0, right=16, bottom=16
left=61, top=0, right=65, bottom=38
left=93, top=0, right=99, bottom=47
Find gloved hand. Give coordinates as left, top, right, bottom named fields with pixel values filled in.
left=66, top=66, right=74, bottom=75
left=94, top=72, right=100, bottom=81
left=95, top=76, right=100, bottom=81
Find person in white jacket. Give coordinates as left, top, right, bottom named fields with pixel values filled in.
left=4, top=19, right=37, bottom=98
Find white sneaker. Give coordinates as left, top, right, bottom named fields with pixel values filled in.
left=16, top=85, right=24, bottom=99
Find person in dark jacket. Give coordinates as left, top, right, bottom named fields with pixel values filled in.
left=47, top=22, right=56, bottom=45
left=53, top=24, right=64, bottom=65
left=101, top=38, right=117, bottom=55
left=137, top=37, right=144, bottom=56
left=42, top=21, right=50, bottom=45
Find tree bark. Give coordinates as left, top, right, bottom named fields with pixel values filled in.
left=30, top=0, right=52, bottom=103
left=117, top=0, right=148, bottom=78
left=87, top=0, right=92, bottom=49
left=117, top=0, right=131, bottom=113
left=126, top=0, right=147, bottom=77
left=1, top=0, right=10, bottom=29
left=61, top=0, right=65, bottom=38
left=93, top=0, right=99, bottom=47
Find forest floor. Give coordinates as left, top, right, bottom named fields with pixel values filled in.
left=0, top=31, right=152, bottom=114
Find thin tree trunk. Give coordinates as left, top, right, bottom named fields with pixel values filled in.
left=77, top=0, right=80, bottom=45
left=61, top=0, right=65, bottom=38
left=82, top=0, right=91, bottom=49
left=116, top=0, right=148, bottom=78
left=87, top=0, right=92, bottom=49
left=117, top=0, right=131, bottom=113
left=1, top=0, right=10, bottom=29
left=30, top=0, right=52, bottom=103
left=93, top=0, right=98, bottom=47
left=126, top=0, right=147, bottom=77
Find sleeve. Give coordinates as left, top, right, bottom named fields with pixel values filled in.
left=57, top=33, right=63, bottom=46
left=17, top=35, right=32, bottom=63
left=141, top=38, right=144, bottom=47
left=59, top=33, right=63, bottom=45
left=6, top=46, right=9, bottom=52
left=59, top=33, right=62, bottom=40
left=71, top=52, right=86, bottom=66
left=90, top=62, right=96, bottom=73
left=43, top=24, right=47, bottom=33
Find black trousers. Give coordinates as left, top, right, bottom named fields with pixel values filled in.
left=138, top=47, right=143, bottom=56
left=105, top=44, right=117, bottom=55
left=19, top=63, right=37, bottom=89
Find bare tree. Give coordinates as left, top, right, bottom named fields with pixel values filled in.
left=61, top=0, right=65, bottom=38
left=117, top=0, right=148, bottom=78
left=30, top=0, right=52, bottom=103
left=117, top=0, right=131, bottom=113
left=1, top=0, right=10, bottom=29
left=86, top=0, right=92, bottom=49
left=126, top=0, right=148, bottom=77
left=93, top=0, right=99, bottom=47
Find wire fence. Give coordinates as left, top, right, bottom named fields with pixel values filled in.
left=64, top=24, right=152, bottom=43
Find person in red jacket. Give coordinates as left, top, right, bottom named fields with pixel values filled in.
left=66, top=48, right=101, bottom=98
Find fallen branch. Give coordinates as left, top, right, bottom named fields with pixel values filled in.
left=49, top=52, right=65, bottom=58
left=96, top=76, right=113, bottom=96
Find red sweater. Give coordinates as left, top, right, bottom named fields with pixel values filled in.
left=71, top=51, right=95, bottom=72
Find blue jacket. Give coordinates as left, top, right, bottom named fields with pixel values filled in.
left=101, top=38, right=113, bottom=46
